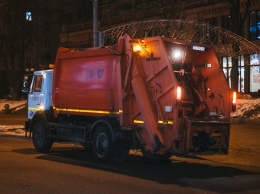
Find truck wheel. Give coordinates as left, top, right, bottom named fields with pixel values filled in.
left=93, top=125, right=113, bottom=162
left=32, top=121, right=53, bottom=153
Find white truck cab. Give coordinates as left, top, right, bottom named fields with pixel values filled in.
left=27, top=70, right=53, bottom=120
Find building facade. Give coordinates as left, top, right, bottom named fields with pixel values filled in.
left=61, top=0, right=260, bottom=96
left=0, top=0, right=78, bottom=98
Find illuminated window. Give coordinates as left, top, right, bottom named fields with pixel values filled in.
left=249, top=11, right=260, bottom=40
left=238, top=56, right=245, bottom=92
left=26, top=12, right=32, bottom=21
left=222, top=56, right=245, bottom=92
left=250, top=54, right=260, bottom=92
left=222, top=57, right=232, bottom=88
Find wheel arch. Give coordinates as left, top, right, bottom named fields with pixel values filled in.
left=30, top=111, right=48, bottom=132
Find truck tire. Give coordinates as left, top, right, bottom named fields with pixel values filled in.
left=32, top=121, right=53, bottom=153
left=93, top=125, right=113, bottom=162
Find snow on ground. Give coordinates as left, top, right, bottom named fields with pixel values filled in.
left=230, top=94, right=260, bottom=119
left=0, top=126, right=24, bottom=133
left=0, top=99, right=27, bottom=132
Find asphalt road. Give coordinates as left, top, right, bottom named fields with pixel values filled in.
left=0, top=136, right=260, bottom=194
left=0, top=110, right=27, bottom=125
left=1, top=111, right=260, bottom=193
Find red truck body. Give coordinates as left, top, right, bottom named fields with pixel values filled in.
left=53, top=48, right=121, bottom=116
left=26, top=34, right=233, bottom=161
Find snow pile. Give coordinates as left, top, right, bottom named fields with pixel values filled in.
left=0, top=99, right=27, bottom=112
left=231, top=96, right=260, bottom=119
left=0, top=125, right=24, bottom=133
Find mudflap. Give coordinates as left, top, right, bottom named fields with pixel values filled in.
left=24, top=120, right=31, bottom=137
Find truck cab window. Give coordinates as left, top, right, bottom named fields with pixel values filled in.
left=32, top=75, right=43, bottom=92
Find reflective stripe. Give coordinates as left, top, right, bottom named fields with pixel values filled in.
left=133, top=120, right=144, bottom=124
left=28, top=107, right=43, bottom=111
left=53, top=106, right=122, bottom=115
left=133, top=120, right=173, bottom=125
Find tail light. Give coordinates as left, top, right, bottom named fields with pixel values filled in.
left=232, top=91, right=237, bottom=112
left=177, top=86, right=182, bottom=101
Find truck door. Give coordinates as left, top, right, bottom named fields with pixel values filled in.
left=27, top=74, right=43, bottom=119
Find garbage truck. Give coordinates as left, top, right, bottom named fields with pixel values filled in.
left=24, top=34, right=236, bottom=162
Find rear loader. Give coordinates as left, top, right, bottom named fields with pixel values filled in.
left=24, top=34, right=236, bottom=162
